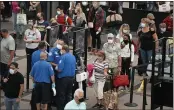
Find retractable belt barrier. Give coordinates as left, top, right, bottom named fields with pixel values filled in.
left=124, top=37, right=173, bottom=109
left=45, top=24, right=88, bottom=98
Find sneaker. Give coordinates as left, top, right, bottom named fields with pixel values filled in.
left=92, top=103, right=99, bottom=108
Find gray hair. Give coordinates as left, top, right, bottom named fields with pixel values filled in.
left=74, top=89, right=84, bottom=98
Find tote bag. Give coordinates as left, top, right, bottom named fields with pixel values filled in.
left=158, top=2, right=171, bottom=12
left=17, top=14, right=27, bottom=25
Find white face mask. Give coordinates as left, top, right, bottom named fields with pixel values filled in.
left=57, top=44, right=62, bottom=49
left=161, top=28, right=166, bottom=32
left=57, top=11, right=61, bottom=15
left=9, top=69, right=15, bottom=74
left=123, top=30, right=129, bottom=34
left=141, top=23, right=146, bottom=28
left=82, top=2, right=88, bottom=6
left=108, top=39, right=113, bottom=43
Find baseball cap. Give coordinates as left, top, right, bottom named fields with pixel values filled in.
left=147, top=13, right=155, bottom=20
left=107, top=33, right=114, bottom=38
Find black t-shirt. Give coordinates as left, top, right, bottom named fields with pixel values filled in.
left=138, top=30, right=155, bottom=50
left=157, top=31, right=170, bottom=39
left=3, top=72, right=24, bottom=98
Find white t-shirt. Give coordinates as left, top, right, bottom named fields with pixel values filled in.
left=121, top=44, right=135, bottom=62
left=116, top=33, right=132, bottom=43
left=24, top=28, right=41, bottom=49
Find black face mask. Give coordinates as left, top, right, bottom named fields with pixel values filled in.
left=123, top=40, right=129, bottom=44
left=37, top=17, right=41, bottom=20
left=51, top=23, right=57, bottom=26
left=78, top=98, right=84, bottom=102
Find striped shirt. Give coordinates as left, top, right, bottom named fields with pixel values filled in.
left=93, top=59, right=109, bottom=81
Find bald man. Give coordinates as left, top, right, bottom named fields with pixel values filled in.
left=30, top=52, right=55, bottom=110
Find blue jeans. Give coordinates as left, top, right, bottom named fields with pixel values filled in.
left=140, top=48, right=152, bottom=64
left=4, top=97, right=20, bottom=110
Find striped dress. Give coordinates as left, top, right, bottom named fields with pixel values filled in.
left=93, top=59, right=109, bottom=82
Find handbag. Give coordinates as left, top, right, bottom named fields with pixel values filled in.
left=16, top=14, right=27, bottom=25
left=158, top=2, right=170, bottom=12
left=89, top=69, right=95, bottom=84
left=113, top=72, right=129, bottom=87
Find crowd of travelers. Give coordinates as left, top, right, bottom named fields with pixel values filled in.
left=0, top=1, right=173, bottom=110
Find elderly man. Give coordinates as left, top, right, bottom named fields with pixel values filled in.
left=64, top=89, right=86, bottom=110
left=30, top=52, right=55, bottom=110
left=102, top=33, right=122, bottom=75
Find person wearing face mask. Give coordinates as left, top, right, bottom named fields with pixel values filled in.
left=35, top=12, right=49, bottom=41
left=116, top=23, right=132, bottom=44
left=120, top=34, right=134, bottom=90
left=137, top=18, right=159, bottom=92
left=30, top=52, right=55, bottom=110
left=56, top=5, right=73, bottom=36
left=102, top=33, right=122, bottom=79
left=31, top=41, right=47, bottom=67
left=88, top=1, right=105, bottom=55
left=92, top=51, right=108, bottom=109
left=2, top=62, right=24, bottom=110
left=64, top=89, right=86, bottom=110
left=157, top=23, right=170, bottom=47
left=24, top=20, right=41, bottom=79
left=163, top=10, right=173, bottom=36
left=55, top=45, right=76, bottom=110
left=48, top=40, right=64, bottom=71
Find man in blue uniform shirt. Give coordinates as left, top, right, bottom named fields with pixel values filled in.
left=30, top=52, right=55, bottom=110
left=31, top=41, right=47, bottom=67
left=55, top=45, right=76, bottom=110
left=47, top=40, right=64, bottom=69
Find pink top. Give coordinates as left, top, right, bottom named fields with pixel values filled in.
left=12, top=2, right=20, bottom=14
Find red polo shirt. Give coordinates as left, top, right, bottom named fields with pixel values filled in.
left=56, top=15, right=73, bottom=32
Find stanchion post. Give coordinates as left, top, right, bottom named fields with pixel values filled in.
left=124, top=68, right=138, bottom=107
left=161, top=38, right=166, bottom=76
left=151, top=40, right=156, bottom=110
left=83, top=28, right=88, bottom=99
left=73, top=32, right=76, bottom=55
left=142, top=78, right=147, bottom=110
left=46, top=26, right=51, bottom=53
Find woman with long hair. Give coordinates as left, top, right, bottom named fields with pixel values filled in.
left=74, top=6, right=87, bottom=50
left=116, top=23, right=132, bottom=44
left=120, top=34, right=135, bottom=89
